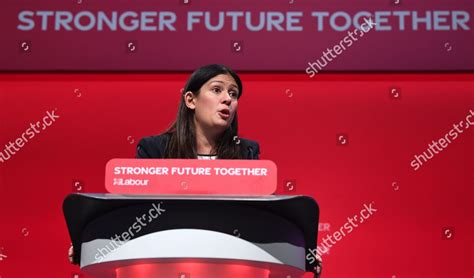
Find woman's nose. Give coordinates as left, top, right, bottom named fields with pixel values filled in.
left=222, top=91, right=232, bottom=104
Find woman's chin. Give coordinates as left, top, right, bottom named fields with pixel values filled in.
left=214, top=120, right=231, bottom=129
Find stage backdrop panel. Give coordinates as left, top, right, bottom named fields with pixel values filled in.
left=0, top=73, right=473, bottom=277
left=0, top=0, right=473, bottom=71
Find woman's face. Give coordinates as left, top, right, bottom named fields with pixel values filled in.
left=186, top=74, right=239, bottom=134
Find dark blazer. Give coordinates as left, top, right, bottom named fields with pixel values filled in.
left=136, top=133, right=260, bottom=159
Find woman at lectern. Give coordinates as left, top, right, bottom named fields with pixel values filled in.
left=135, top=64, right=260, bottom=160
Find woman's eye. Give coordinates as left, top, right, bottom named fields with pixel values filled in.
left=229, top=91, right=238, bottom=98
left=212, top=87, right=221, bottom=93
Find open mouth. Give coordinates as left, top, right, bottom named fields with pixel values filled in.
left=218, top=109, right=230, bottom=119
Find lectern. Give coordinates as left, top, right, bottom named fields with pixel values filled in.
left=63, top=193, right=319, bottom=278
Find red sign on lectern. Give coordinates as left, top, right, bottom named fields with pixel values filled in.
left=105, top=159, right=277, bottom=195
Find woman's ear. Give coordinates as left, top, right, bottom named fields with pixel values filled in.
left=184, top=91, right=196, bottom=110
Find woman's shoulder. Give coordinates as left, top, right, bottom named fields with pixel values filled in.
left=238, top=137, right=260, bottom=159
left=135, top=133, right=171, bottom=158
left=139, top=133, right=172, bottom=145
left=239, top=137, right=259, bottom=148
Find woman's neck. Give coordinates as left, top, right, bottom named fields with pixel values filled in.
left=195, top=125, right=219, bottom=155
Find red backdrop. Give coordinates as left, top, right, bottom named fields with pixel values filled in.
left=0, top=73, right=472, bottom=277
